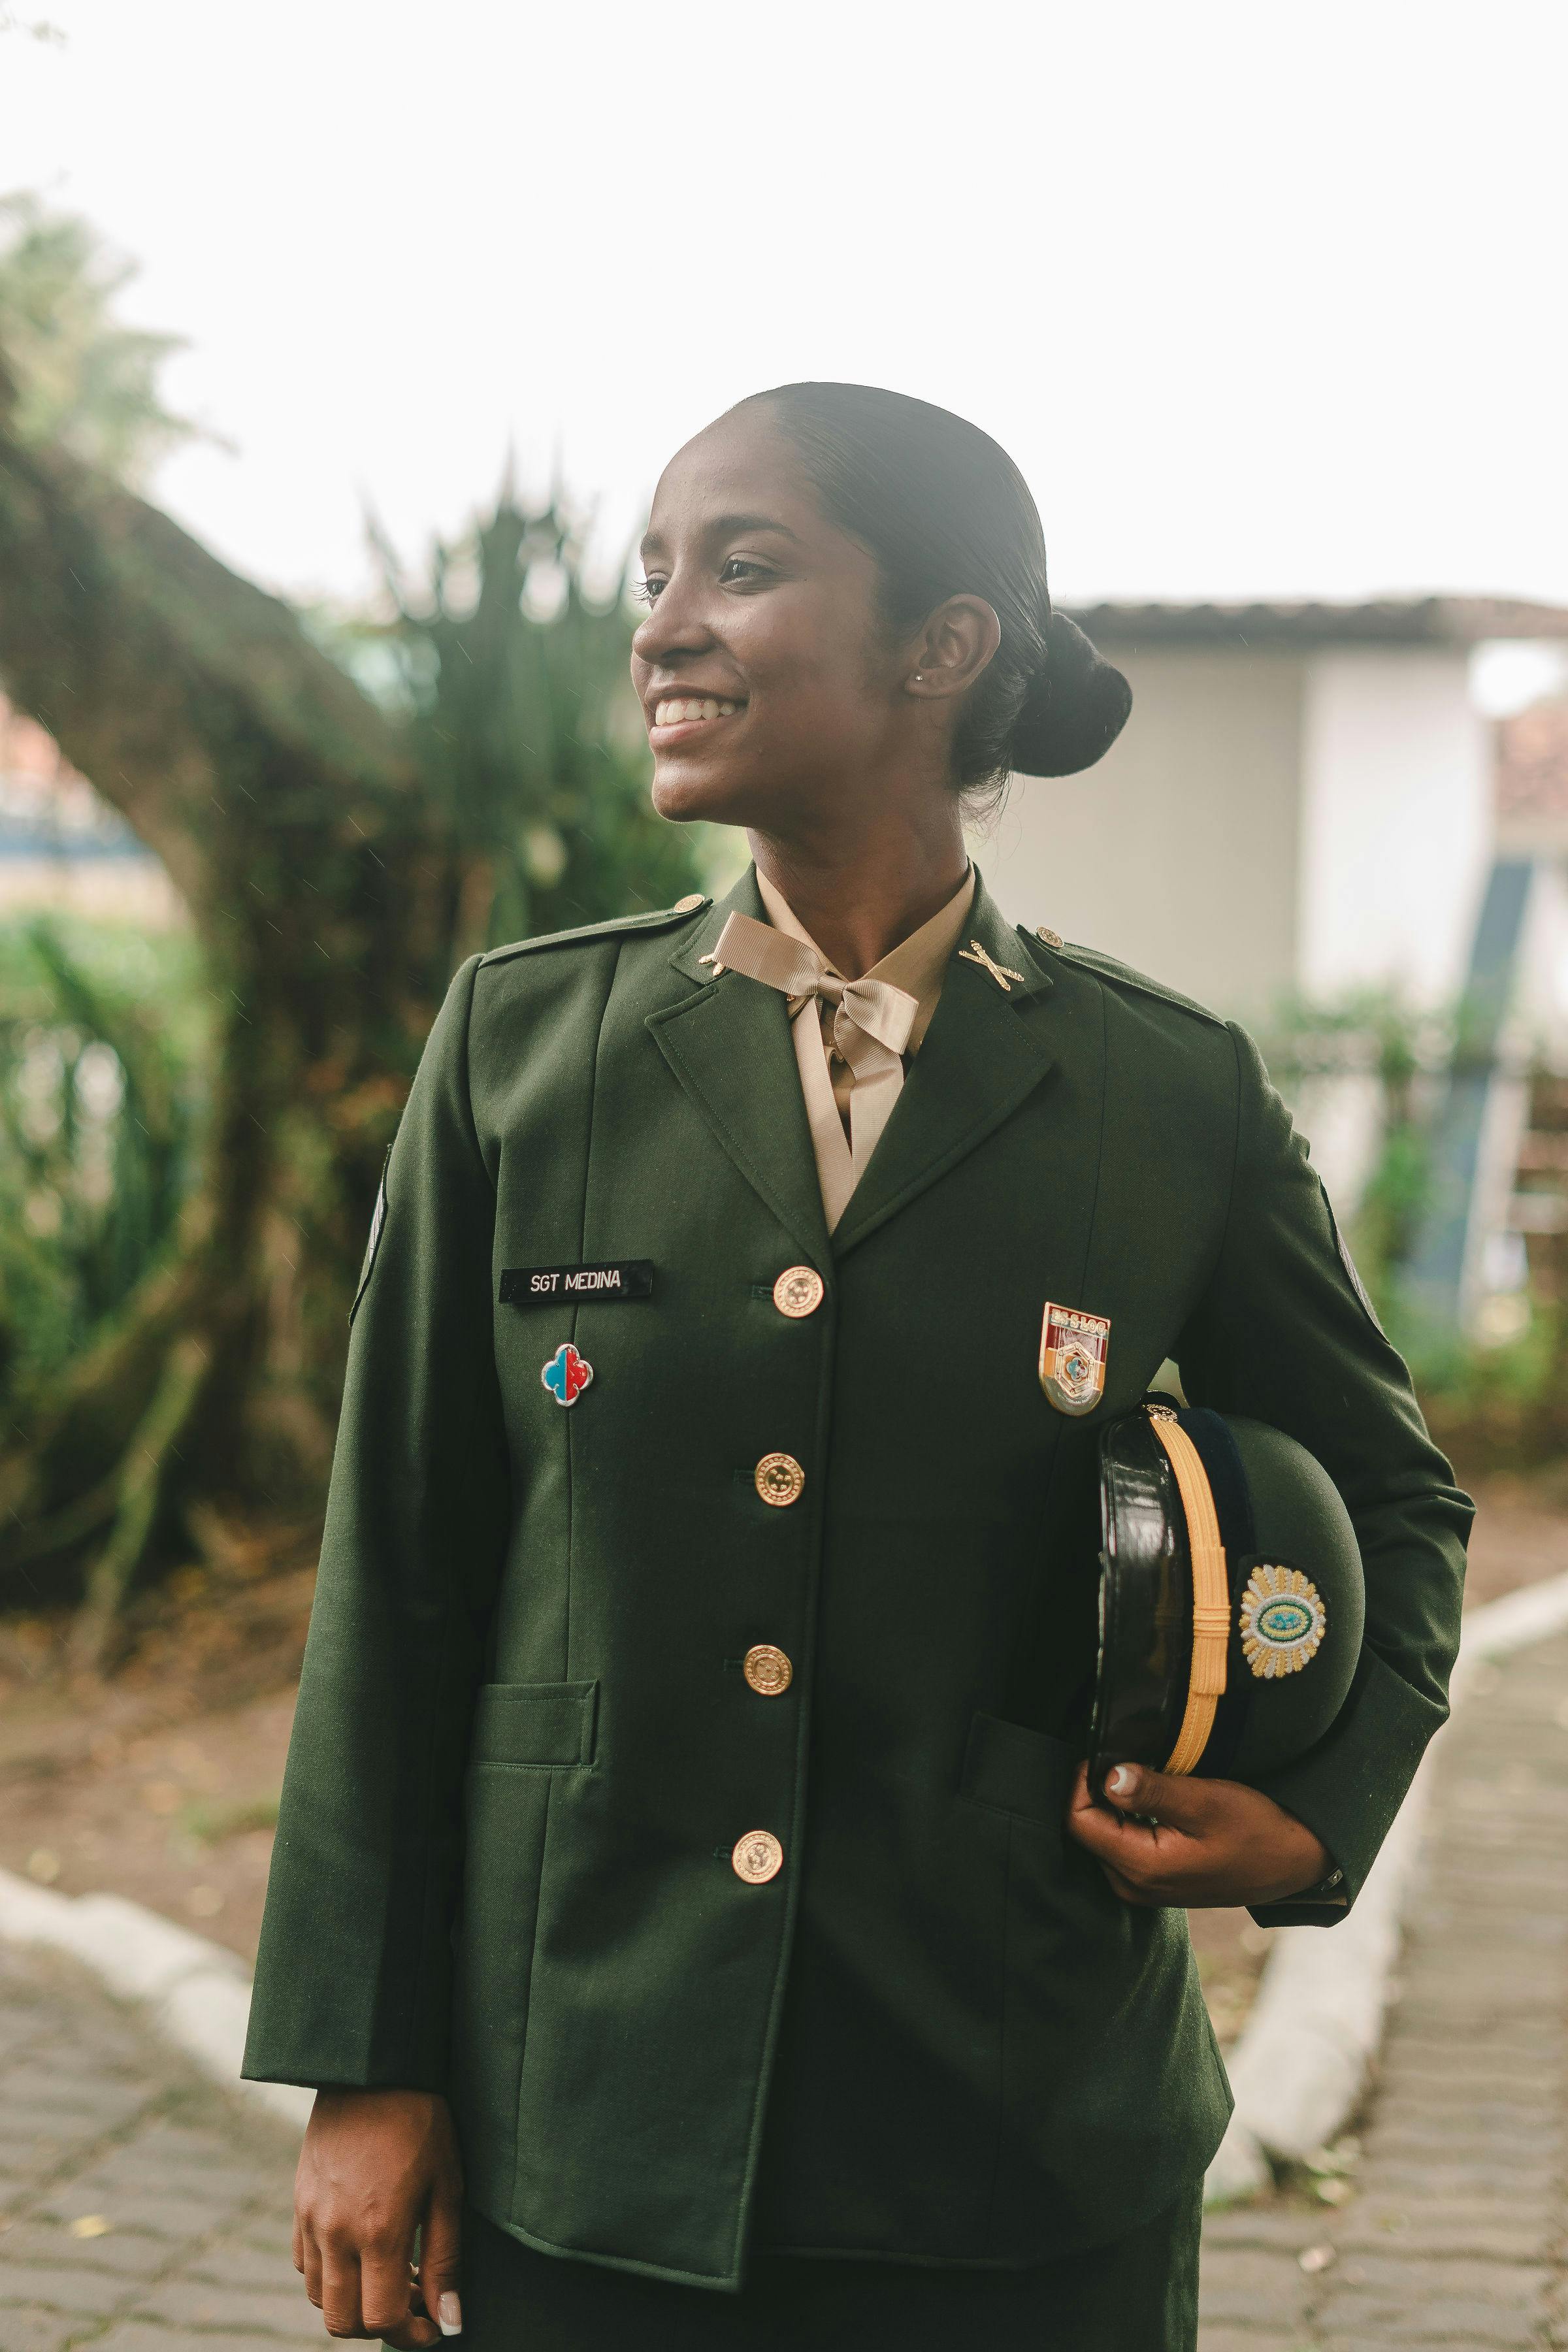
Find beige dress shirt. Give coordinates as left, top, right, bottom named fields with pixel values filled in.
left=755, top=864, right=976, bottom=1230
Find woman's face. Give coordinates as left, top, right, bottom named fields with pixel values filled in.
left=631, top=406, right=910, bottom=832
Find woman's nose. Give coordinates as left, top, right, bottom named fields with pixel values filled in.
left=631, top=577, right=713, bottom=666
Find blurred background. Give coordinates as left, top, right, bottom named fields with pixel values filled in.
left=3, top=0, right=1567, bottom=2055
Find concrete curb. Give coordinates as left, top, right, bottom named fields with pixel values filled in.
left=0, top=1865, right=311, bottom=2130
left=1205, top=1567, right=1568, bottom=2202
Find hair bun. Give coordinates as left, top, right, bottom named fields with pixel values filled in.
left=1009, top=613, right=1132, bottom=778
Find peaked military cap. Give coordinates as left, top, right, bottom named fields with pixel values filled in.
left=1089, top=1397, right=1365, bottom=1786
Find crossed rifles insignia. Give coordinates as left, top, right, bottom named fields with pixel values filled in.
left=957, top=939, right=1027, bottom=992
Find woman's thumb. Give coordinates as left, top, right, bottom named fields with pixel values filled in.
left=418, top=2200, right=463, bottom=2339
left=1103, top=1760, right=1149, bottom=1808
left=1103, top=1759, right=1193, bottom=1824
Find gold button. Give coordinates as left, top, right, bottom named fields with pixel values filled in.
left=674, top=892, right=706, bottom=913
left=755, top=1452, right=805, bottom=1508
left=743, top=1643, right=793, bottom=1696
left=1036, top=924, right=1064, bottom=951
left=732, top=1829, right=784, bottom=1884
left=772, top=1266, right=825, bottom=1319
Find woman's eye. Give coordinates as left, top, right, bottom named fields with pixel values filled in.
left=634, top=574, right=666, bottom=606
left=720, top=557, right=771, bottom=587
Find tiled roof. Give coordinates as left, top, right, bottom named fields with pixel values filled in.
left=1066, top=596, right=1568, bottom=647
left=1497, top=698, right=1568, bottom=823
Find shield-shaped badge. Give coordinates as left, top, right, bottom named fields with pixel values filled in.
left=1039, top=1301, right=1111, bottom=1417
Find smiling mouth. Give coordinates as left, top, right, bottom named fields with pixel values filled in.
left=653, top=696, right=743, bottom=728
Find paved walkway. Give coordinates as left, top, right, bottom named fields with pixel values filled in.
left=4, top=1629, right=1566, bottom=2349
left=1202, top=1628, right=1568, bottom=2349
left=0, top=1946, right=303, bottom=2352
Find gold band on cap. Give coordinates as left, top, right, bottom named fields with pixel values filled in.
left=1146, top=1409, right=1230, bottom=1775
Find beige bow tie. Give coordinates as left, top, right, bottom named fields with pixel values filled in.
left=710, top=909, right=919, bottom=1228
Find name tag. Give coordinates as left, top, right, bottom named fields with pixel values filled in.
left=500, top=1260, right=654, bottom=1306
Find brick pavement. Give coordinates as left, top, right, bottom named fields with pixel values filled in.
left=0, top=1942, right=307, bottom=2352
left=5, top=1631, right=1566, bottom=2349
left=1201, top=1629, right=1568, bottom=2349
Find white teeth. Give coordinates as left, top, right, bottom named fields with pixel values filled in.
left=655, top=697, right=741, bottom=727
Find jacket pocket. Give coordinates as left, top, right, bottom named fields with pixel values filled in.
left=453, top=1682, right=596, bottom=2178
left=470, top=1679, right=598, bottom=1771
left=958, top=1712, right=1075, bottom=1837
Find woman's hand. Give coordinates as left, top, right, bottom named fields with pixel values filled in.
left=293, top=2088, right=464, bottom=2345
left=1066, top=1759, right=1332, bottom=1908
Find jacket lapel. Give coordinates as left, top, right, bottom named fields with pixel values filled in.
left=829, top=872, right=1057, bottom=1259
left=646, top=870, right=831, bottom=1266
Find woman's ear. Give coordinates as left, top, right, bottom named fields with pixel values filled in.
left=904, top=596, right=1002, bottom=699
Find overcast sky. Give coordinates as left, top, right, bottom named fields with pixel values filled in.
left=6, top=0, right=1568, bottom=656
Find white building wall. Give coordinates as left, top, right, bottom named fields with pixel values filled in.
left=979, top=649, right=1303, bottom=1019
left=1296, top=650, right=1491, bottom=1004
left=1516, top=857, right=1568, bottom=1064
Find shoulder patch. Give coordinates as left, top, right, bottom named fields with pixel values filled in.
left=1030, top=931, right=1228, bottom=1031
left=480, top=896, right=711, bottom=969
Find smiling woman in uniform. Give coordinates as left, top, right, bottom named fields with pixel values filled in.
left=244, top=384, right=1471, bottom=2351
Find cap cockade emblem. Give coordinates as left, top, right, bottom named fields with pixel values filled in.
left=1240, top=1565, right=1326, bottom=1678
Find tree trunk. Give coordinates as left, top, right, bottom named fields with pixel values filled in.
left=0, top=422, right=458, bottom=1609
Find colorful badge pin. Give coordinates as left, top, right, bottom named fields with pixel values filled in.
left=541, top=1342, right=593, bottom=1407
left=1038, top=1301, right=1111, bottom=1416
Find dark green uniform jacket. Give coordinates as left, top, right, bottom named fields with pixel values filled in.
left=242, top=868, right=1471, bottom=2290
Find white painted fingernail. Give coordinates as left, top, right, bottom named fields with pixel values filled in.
left=437, top=2293, right=463, bottom=2336
left=1106, top=1765, right=1135, bottom=1797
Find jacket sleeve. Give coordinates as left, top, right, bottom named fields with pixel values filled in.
left=242, top=953, right=510, bottom=2088
left=1175, top=1022, right=1473, bottom=1928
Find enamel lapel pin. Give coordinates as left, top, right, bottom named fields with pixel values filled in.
left=1039, top=1303, right=1110, bottom=1416
left=542, top=1341, right=594, bottom=1407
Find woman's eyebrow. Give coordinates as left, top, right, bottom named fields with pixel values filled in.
left=640, top=514, right=802, bottom=563
left=708, top=513, right=800, bottom=543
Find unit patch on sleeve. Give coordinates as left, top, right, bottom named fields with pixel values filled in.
left=500, top=1260, right=655, bottom=1306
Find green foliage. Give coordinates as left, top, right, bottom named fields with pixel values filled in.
left=1261, top=985, right=1450, bottom=1316
left=1260, top=987, right=1568, bottom=1450
left=1391, top=1292, right=1557, bottom=1401
left=370, top=495, right=702, bottom=946
left=0, top=917, right=208, bottom=1413
left=0, top=193, right=206, bottom=484
left=178, top=1789, right=281, bottom=1845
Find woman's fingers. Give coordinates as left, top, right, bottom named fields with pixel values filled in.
left=315, top=2232, right=367, bottom=2338
left=382, top=2320, right=442, bottom=2351
left=1066, top=1759, right=1205, bottom=1876
left=357, top=2227, right=425, bottom=2342
left=297, top=2225, right=324, bottom=2317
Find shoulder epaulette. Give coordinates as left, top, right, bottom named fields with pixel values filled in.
left=1015, top=926, right=1228, bottom=1032
left=480, top=895, right=711, bottom=970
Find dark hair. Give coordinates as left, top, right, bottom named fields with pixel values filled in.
left=730, top=382, right=1130, bottom=790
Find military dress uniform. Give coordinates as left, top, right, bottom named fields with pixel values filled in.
left=243, top=864, right=1471, bottom=2349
